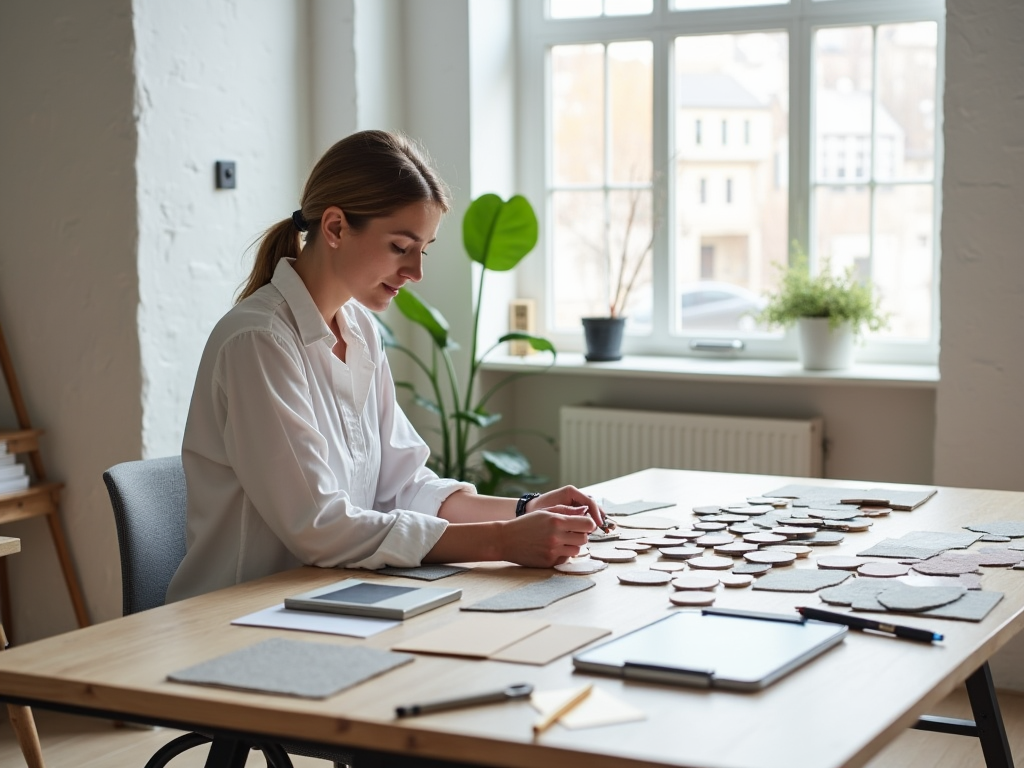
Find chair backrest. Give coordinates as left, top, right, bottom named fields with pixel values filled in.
left=102, top=455, right=187, bottom=616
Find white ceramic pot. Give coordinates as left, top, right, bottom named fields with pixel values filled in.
left=797, top=317, right=855, bottom=370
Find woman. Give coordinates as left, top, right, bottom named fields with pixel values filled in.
left=167, top=130, right=605, bottom=603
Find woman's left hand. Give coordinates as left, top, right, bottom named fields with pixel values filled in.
left=524, top=486, right=611, bottom=532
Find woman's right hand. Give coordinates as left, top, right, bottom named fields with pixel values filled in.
left=499, top=505, right=596, bottom=567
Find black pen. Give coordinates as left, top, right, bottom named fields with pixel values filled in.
left=797, top=606, right=943, bottom=643
left=395, top=683, right=534, bottom=718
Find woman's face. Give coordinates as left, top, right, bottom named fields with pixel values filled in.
left=335, top=202, right=441, bottom=312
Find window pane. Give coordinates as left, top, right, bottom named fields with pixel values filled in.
left=609, top=41, right=652, bottom=184
left=552, top=44, right=605, bottom=185
left=814, top=184, right=870, bottom=283
left=609, top=188, right=654, bottom=327
left=877, top=22, right=937, bottom=181
left=874, top=185, right=933, bottom=339
left=551, top=190, right=609, bottom=326
left=674, top=32, right=788, bottom=333
left=605, top=0, right=653, bottom=15
left=550, top=0, right=601, bottom=19
left=672, top=0, right=786, bottom=10
left=814, top=27, right=872, bottom=184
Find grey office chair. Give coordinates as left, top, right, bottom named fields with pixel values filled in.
left=103, top=456, right=351, bottom=768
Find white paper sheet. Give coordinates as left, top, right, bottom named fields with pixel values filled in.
left=232, top=603, right=400, bottom=638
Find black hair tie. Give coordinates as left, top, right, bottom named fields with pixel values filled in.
left=291, top=209, right=308, bottom=233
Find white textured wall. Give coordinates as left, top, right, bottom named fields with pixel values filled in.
left=935, top=0, right=1024, bottom=690
left=0, top=0, right=141, bottom=641
left=134, top=0, right=311, bottom=460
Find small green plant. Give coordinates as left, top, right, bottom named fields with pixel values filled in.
left=758, top=242, right=889, bottom=336
left=375, top=193, right=556, bottom=495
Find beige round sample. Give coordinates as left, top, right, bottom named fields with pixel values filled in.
left=664, top=530, right=703, bottom=540
left=649, top=561, right=687, bottom=572
left=669, top=591, right=717, bottom=607
left=589, top=549, right=638, bottom=563
left=686, top=554, right=735, bottom=570
left=658, top=545, right=703, bottom=560
left=744, top=550, right=797, bottom=566
left=767, top=544, right=812, bottom=558
left=714, top=542, right=760, bottom=556
left=694, top=533, right=735, bottom=547
left=857, top=561, right=911, bottom=578
left=554, top=559, right=608, bottom=574
left=743, top=532, right=788, bottom=545
left=671, top=573, right=720, bottom=590
left=694, top=521, right=728, bottom=531
left=618, top=570, right=673, bottom=586
left=718, top=573, right=755, bottom=588
left=615, top=541, right=653, bottom=552
left=815, top=556, right=864, bottom=571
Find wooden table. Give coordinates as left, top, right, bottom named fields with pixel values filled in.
left=0, top=469, right=1022, bottom=768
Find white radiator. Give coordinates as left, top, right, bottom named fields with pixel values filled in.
left=560, top=406, right=824, bottom=486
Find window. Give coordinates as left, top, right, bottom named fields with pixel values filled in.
left=517, top=0, right=944, bottom=363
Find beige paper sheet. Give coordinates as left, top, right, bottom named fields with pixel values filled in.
left=490, top=624, right=611, bottom=665
left=392, top=615, right=547, bottom=658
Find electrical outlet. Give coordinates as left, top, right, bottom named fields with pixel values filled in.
left=215, top=161, right=236, bottom=189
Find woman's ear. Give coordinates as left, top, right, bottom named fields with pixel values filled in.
left=320, top=206, right=348, bottom=248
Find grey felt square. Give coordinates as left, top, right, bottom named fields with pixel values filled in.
left=857, top=540, right=947, bottom=560
left=921, top=590, right=1003, bottom=621
left=376, top=565, right=468, bottom=581
left=603, top=499, right=675, bottom=516
left=461, top=576, right=595, bottom=612
left=899, top=531, right=982, bottom=550
left=752, top=569, right=851, bottom=593
left=981, top=534, right=1012, bottom=542
left=806, top=507, right=863, bottom=520
left=965, top=521, right=1024, bottom=538
left=845, top=488, right=937, bottom=511
left=168, top=638, right=414, bottom=699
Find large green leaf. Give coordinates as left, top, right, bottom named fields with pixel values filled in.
left=463, top=194, right=538, bottom=272
left=454, top=409, right=502, bottom=428
left=497, top=333, right=557, bottom=356
left=393, top=288, right=451, bottom=349
left=482, top=446, right=532, bottom=478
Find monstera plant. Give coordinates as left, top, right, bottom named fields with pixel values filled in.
left=376, top=193, right=556, bottom=494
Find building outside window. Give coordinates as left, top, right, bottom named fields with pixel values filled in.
left=518, top=0, right=943, bottom=363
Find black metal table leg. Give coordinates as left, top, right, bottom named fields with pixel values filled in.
left=204, top=736, right=250, bottom=768
left=965, top=662, right=1014, bottom=768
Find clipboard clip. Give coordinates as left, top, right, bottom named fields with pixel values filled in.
left=623, top=660, right=714, bottom=687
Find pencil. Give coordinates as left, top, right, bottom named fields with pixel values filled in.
left=532, top=684, right=593, bottom=736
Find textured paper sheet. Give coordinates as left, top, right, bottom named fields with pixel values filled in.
left=752, top=569, right=852, bottom=593
left=531, top=686, right=645, bottom=729
left=490, top=625, right=611, bottom=665
left=168, top=638, right=413, bottom=699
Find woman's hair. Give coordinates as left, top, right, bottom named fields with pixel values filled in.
left=236, top=130, right=450, bottom=302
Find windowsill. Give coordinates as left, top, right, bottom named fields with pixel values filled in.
left=481, top=353, right=939, bottom=389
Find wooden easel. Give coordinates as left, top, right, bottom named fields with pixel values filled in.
left=0, top=320, right=89, bottom=640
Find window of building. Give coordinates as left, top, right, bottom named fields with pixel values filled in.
left=517, top=0, right=944, bottom=363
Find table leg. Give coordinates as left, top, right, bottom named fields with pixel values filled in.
left=965, top=662, right=1014, bottom=768
left=203, top=736, right=250, bottom=768
left=1, top=623, right=45, bottom=768
left=0, top=558, right=12, bottom=639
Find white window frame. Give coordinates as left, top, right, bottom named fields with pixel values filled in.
left=516, top=0, right=945, bottom=365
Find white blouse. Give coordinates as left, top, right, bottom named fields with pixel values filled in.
left=166, top=258, right=473, bottom=603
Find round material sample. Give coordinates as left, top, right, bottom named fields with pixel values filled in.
left=671, top=573, right=720, bottom=591
left=686, top=554, right=735, bottom=571
left=733, top=562, right=772, bottom=576
left=618, top=570, right=673, bottom=586
left=802, top=532, right=846, bottom=546
left=636, top=537, right=683, bottom=548
left=694, top=521, right=728, bottom=532
left=816, top=556, right=864, bottom=571
left=857, top=561, right=911, bottom=578
left=649, top=561, right=687, bottom=572
left=664, top=529, right=702, bottom=540
left=614, top=516, right=678, bottom=530
left=669, top=591, right=717, bottom=607
left=589, top=549, right=638, bottom=563
left=714, top=542, right=760, bottom=556
left=694, top=533, right=735, bottom=547
left=718, top=573, right=755, bottom=588
left=554, top=559, right=608, bottom=575
left=692, top=505, right=725, bottom=516
left=744, top=550, right=797, bottom=566
left=614, top=541, right=653, bottom=552
left=767, top=544, right=811, bottom=558
left=659, top=545, right=703, bottom=560
left=743, top=532, right=787, bottom=545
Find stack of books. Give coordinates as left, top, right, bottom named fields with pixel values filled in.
left=0, top=444, right=29, bottom=495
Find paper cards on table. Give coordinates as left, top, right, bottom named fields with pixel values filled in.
left=232, top=603, right=399, bottom=638
left=392, top=615, right=610, bottom=665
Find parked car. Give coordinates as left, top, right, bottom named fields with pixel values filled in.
left=678, top=282, right=766, bottom=331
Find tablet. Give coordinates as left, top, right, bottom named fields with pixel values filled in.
left=285, top=579, right=461, bottom=620
left=573, top=610, right=846, bottom=690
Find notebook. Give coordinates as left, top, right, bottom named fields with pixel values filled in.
left=284, top=579, right=461, bottom=620
left=573, top=609, right=846, bottom=691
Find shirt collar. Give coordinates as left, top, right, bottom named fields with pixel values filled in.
left=270, top=258, right=334, bottom=347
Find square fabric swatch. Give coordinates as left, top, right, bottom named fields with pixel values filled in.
left=752, top=569, right=852, bottom=593
left=168, top=638, right=413, bottom=699
left=375, top=565, right=468, bottom=581
left=857, top=540, right=947, bottom=560
left=461, top=576, right=595, bottom=612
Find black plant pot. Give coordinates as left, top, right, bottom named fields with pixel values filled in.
left=582, top=317, right=626, bottom=362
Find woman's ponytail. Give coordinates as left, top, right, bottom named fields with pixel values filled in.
left=236, top=217, right=302, bottom=303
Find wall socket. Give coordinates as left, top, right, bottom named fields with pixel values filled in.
left=508, top=299, right=536, bottom=356
left=215, top=161, right=236, bottom=189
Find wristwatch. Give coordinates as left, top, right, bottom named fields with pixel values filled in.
left=516, top=492, right=541, bottom=517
